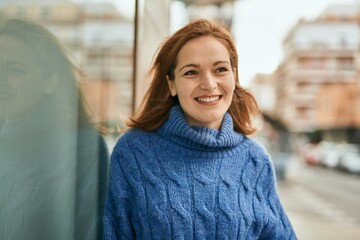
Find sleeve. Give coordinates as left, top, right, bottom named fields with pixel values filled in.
left=103, top=137, right=135, bottom=240
left=257, top=155, right=297, bottom=240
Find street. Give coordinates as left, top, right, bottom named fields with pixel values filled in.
left=277, top=157, right=360, bottom=240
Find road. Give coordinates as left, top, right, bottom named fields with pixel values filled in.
left=277, top=157, right=360, bottom=240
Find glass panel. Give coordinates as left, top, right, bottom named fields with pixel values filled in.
left=0, top=0, right=135, bottom=239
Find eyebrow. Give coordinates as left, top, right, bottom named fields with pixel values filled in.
left=179, top=63, right=200, bottom=72
left=179, top=61, right=230, bottom=72
left=214, top=61, right=230, bottom=66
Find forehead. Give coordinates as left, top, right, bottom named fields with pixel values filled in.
left=176, top=36, right=230, bottom=65
left=0, top=35, right=38, bottom=67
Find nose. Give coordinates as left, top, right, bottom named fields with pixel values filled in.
left=199, top=72, right=217, bottom=91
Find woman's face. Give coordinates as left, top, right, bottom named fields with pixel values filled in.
left=167, top=36, right=235, bottom=130
left=0, top=35, right=48, bottom=119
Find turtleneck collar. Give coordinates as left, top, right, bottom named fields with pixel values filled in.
left=157, top=105, right=244, bottom=151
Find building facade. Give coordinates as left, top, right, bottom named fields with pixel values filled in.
left=273, top=4, right=360, bottom=137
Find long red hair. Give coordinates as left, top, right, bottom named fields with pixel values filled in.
left=128, top=18, right=260, bottom=135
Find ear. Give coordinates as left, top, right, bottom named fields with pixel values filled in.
left=166, top=75, right=177, bottom=97
left=43, top=73, right=59, bottom=94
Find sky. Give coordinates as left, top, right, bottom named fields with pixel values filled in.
left=74, top=0, right=360, bottom=86
left=232, top=0, right=360, bottom=86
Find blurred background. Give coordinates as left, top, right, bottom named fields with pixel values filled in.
left=0, top=0, right=359, bottom=239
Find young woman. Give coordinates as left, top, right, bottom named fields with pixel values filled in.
left=104, top=19, right=296, bottom=239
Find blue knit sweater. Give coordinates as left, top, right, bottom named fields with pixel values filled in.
left=104, top=105, right=297, bottom=240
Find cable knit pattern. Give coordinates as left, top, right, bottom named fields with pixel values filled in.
left=104, top=105, right=297, bottom=240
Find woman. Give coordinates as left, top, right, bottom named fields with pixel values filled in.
left=0, top=18, right=108, bottom=240
left=104, top=19, right=296, bottom=239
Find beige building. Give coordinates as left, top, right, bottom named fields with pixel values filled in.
left=316, top=83, right=360, bottom=129
left=250, top=73, right=277, bottom=113
left=273, top=4, right=360, bottom=133
left=0, top=1, right=82, bottom=23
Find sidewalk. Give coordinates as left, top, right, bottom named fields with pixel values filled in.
left=277, top=157, right=360, bottom=240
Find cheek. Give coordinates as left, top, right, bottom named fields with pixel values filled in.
left=177, top=90, right=191, bottom=104
left=176, top=81, right=196, bottom=98
left=222, top=78, right=236, bottom=94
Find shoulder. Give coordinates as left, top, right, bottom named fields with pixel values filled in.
left=112, top=128, right=154, bottom=153
left=242, top=136, right=271, bottom=164
left=110, top=129, right=160, bottom=175
left=242, top=138, right=278, bottom=187
left=109, top=129, right=148, bottom=169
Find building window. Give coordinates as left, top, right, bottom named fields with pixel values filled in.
left=298, top=57, right=325, bottom=69
left=337, top=57, right=354, bottom=70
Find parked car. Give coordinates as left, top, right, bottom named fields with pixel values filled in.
left=301, top=143, right=320, bottom=166
left=336, top=144, right=360, bottom=174
left=317, top=141, right=342, bottom=168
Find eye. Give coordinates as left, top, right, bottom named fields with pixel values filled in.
left=215, top=67, right=228, bottom=73
left=183, top=70, right=197, bottom=76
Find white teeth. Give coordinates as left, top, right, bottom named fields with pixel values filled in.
left=197, top=96, right=220, bottom=102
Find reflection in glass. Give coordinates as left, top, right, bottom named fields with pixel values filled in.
left=0, top=18, right=109, bottom=240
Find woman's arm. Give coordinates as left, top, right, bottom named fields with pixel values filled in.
left=257, top=157, right=297, bottom=240
left=104, top=138, right=135, bottom=240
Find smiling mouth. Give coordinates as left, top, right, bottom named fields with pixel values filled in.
left=195, top=95, right=222, bottom=103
